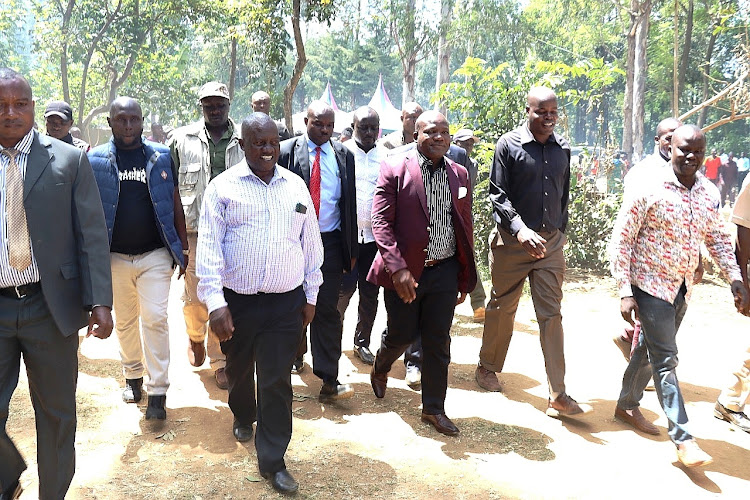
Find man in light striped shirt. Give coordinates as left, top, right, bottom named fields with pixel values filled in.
left=196, top=113, right=324, bottom=495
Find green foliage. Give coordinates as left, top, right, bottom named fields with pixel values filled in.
left=565, top=163, right=621, bottom=270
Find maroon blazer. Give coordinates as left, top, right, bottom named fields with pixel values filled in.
left=367, top=150, right=477, bottom=293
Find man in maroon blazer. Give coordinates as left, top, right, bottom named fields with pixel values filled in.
left=367, top=110, right=477, bottom=436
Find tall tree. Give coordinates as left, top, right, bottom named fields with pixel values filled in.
left=381, top=0, right=437, bottom=107
left=434, top=0, right=453, bottom=114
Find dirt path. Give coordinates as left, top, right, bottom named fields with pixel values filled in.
left=8, top=271, right=750, bottom=499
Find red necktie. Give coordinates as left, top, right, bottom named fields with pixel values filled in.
left=310, top=146, right=321, bottom=217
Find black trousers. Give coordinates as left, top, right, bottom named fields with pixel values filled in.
left=296, top=231, right=346, bottom=385
left=338, top=241, right=380, bottom=348
left=374, top=258, right=459, bottom=414
left=0, top=292, right=78, bottom=500
left=223, top=286, right=305, bottom=474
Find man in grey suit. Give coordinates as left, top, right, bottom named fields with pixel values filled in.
left=0, top=68, right=113, bottom=500
left=278, top=100, right=358, bottom=401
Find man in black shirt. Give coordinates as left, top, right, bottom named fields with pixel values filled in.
left=476, top=87, right=582, bottom=416
left=89, top=97, right=187, bottom=420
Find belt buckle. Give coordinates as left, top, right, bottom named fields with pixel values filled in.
left=14, top=286, right=26, bottom=299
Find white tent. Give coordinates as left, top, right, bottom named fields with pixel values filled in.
left=291, top=83, right=353, bottom=135
left=368, top=75, right=402, bottom=133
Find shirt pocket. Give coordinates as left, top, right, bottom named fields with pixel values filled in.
left=179, top=163, right=202, bottom=193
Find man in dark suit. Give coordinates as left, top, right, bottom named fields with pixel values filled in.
left=0, top=68, right=113, bottom=500
left=368, top=110, right=477, bottom=436
left=278, top=100, right=358, bottom=401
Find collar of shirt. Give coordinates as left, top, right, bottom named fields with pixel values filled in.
left=345, top=140, right=384, bottom=160
left=203, top=120, right=234, bottom=142
left=5, top=128, right=35, bottom=155
left=657, top=163, right=714, bottom=197
left=519, top=123, right=565, bottom=147
left=236, top=159, right=287, bottom=185
left=417, top=149, right=445, bottom=171
left=306, top=136, right=332, bottom=156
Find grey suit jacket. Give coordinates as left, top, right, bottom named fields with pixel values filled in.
left=278, top=136, right=358, bottom=270
left=24, top=132, right=112, bottom=335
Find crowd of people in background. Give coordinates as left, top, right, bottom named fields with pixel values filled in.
left=1, top=67, right=749, bottom=499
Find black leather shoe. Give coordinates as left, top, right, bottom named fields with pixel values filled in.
left=319, top=382, right=354, bottom=402
left=145, top=395, right=166, bottom=420
left=354, top=345, right=375, bottom=365
left=233, top=419, right=253, bottom=442
left=291, top=357, right=304, bottom=374
left=122, top=377, right=143, bottom=403
left=421, top=412, right=460, bottom=436
left=0, top=479, right=22, bottom=500
left=370, top=370, right=387, bottom=398
left=261, top=468, right=299, bottom=495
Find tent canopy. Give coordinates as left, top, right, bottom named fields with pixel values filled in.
left=368, top=75, right=402, bottom=133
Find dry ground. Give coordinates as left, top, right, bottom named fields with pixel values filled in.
left=8, top=269, right=750, bottom=499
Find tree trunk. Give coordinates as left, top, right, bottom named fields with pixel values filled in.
left=698, top=11, right=720, bottom=128
left=77, top=0, right=123, bottom=124
left=632, top=0, right=651, bottom=160
left=676, top=0, right=694, bottom=109
left=434, top=0, right=453, bottom=115
left=59, top=0, right=76, bottom=104
left=228, top=36, right=237, bottom=100
left=621, top=2, right=636, bottom=155
left=403, top=56, right=417, bottom=106
left=284, top=0, right=306, bottom=132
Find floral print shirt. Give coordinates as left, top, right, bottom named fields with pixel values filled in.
left=610, top=167, right=742, bottom=303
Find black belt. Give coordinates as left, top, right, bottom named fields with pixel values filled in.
left=424, top=257, right=453, bottom=268
left=0, top=282, right=42, bottom=299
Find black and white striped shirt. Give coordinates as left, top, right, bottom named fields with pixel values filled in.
left=418, top=151, right=455, bottom=261
left=0, top=129, right=41, bottom=287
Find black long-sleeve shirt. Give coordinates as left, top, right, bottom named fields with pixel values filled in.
left=489, top=124, right=570, bottom=236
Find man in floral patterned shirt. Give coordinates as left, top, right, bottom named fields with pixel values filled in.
left=610, top=124, right=749, bottom=467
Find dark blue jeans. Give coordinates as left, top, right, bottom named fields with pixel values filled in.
left=618, top=284, right=691, bottom=444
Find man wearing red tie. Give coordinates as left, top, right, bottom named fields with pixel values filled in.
left=278, top=101, right=358, bottom=402
left=367, top=111, right=477, bottom=436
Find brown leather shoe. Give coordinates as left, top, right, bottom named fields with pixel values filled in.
left=188, top=340, right=206, bottom=367
left=547, top=393, right=583, bottom=416
left=473, top=307, right=485, bottom=323
left=215, top=367, right=229, bottom=390
left=421, top=413, right=459, bottom=436
left=614, top=406, right=659, bottom=435
left=371, top=370, right=387, bottom=398
left=475, top=364, right=502, bottom=392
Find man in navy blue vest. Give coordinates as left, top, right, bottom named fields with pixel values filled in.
left=89, top=97, right=187, bottom=420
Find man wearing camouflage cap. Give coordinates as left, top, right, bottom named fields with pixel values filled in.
left=169, top=81, right=243, bottom=390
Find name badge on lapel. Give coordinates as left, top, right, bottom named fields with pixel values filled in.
left=458, top=186, right=468, bottom=199
left=295, top=203, right=307, bottom=214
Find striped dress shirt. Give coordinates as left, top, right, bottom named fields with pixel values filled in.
left=0, top=129, right=41, bottom=287
left=417, top=151, right=456, bottom=261
left=196, top=160, right=324, bottom=314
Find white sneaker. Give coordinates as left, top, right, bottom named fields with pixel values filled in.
left=405, top=365, right=421, bottom=389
